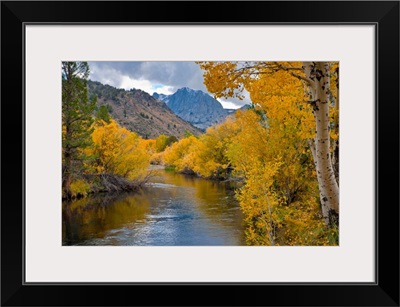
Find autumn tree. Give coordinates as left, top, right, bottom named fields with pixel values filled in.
left=194, top=117, right=239, bottom=178
left=161, top=104, right=335, bottom=245
left=163, top=136, right=201, bottom=174
left=62, top=62, right=96, bottom=199
left=87, top=120, right=150, bottom=182
left=225, top=79, right=323, bottom=245
left=198, top=61, right=339, bottom=226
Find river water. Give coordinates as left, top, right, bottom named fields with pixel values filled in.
left=62, top=169, right=245, bottom=246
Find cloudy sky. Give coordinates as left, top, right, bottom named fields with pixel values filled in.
left=88, top=61, right=249, bottom=109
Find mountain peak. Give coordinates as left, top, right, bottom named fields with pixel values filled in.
left=153, top=92, right=170, bottom=104
left=153, top=87, right=229, bottom=130
left=180, top=86, right=191, bottom=91
left=178, top=87, right=197, bottom=93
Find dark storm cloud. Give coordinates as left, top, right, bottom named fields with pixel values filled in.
left=88, top=61, right=249, bottom=108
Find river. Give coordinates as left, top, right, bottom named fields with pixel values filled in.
left=62, top=168, right=245, bottom=246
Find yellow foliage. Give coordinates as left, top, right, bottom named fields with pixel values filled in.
left=70, top=179, right=91, bottom=198
left=162, top=117, right=240, bottom=178
left=194, top=117, right=239, bottom=178
left=276, top=199, right=338, bottom=246
left=236, top=161, right=281, bottom=245
left=150, top=151, right=165, bottom=165
left=86, top=120, right=150, bottom=181
left=197, top=61, right=339, bottom=245
left=225, top=97, right=323, bottom=245
left=139, top=139, right=157, bottom=155
left=163, top=136, right=201, bottom=173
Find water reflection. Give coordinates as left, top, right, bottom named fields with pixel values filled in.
left=62, top=170, right=245, bottom=246
left=62, top=192, right=151, bottom=245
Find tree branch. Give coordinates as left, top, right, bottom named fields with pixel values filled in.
left=273, top=62, right=313, bottom=85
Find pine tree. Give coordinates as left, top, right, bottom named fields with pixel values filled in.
left=62, top=62, right=96, bottom=199
left=96, top=105, right=111, bottom=124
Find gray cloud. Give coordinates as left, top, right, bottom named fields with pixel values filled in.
left=88, top=61, right=250, bottom=108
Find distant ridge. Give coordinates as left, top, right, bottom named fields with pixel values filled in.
left=88, top=80, right=202, bottom=139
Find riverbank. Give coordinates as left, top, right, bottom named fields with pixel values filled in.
left=64, top=172, right=151, bottom=200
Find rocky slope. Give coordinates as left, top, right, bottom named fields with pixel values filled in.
left=88, top=81, right=202, bottom=139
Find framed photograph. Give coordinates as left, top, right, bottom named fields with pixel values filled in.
left=1, top=1, right=399, bottom=306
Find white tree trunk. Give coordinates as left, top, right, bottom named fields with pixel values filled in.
left=304, top=62, right=339, bottom=225
left=332, top=68, right=339, bottom=185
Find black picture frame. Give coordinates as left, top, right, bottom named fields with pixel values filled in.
left=1, top=1, right=399, bottom=306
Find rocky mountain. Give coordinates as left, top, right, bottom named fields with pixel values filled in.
left=153, top=87, right=230, bottom=130
left=88, top=81, right=202, bottom=139
left=152, top=92, right=170, bottom=104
